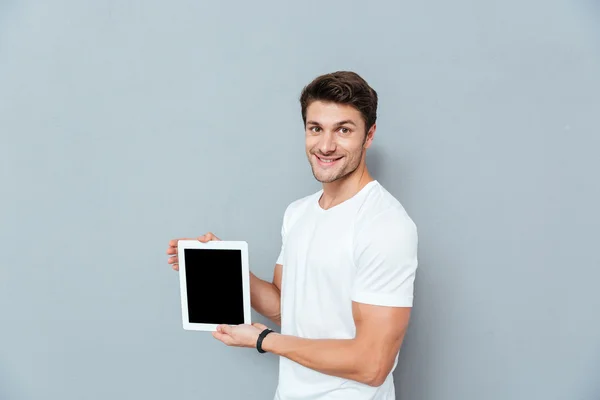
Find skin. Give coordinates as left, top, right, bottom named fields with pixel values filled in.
left=165, top=100, right=412, bottom=387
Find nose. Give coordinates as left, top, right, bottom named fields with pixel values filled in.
left=318, top=130, right=337, bottom=154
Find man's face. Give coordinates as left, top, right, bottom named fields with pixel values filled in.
left=305, top=100, right=374, bottom=183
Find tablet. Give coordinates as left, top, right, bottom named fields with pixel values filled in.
left=177, top=240, right=251, bottom=331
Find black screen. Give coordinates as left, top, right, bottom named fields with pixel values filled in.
left=184, top=248, right=245, bottom=325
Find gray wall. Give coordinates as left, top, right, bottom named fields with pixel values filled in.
left=1, top=1, right=599, bottom=399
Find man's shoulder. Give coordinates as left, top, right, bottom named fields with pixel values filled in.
left=356, top=182, right=416, bottom=232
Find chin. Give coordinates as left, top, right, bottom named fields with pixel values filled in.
left=312, top=162, right=361, bottom=184
left=312, top=169, right=343, bottom=183
left=315, top=176, right=336, bottom=183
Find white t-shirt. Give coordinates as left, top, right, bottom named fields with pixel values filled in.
left=273, top=180, right=418, bottom=400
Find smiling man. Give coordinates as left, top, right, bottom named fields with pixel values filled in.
left=167, top=71, right=419, bottom=399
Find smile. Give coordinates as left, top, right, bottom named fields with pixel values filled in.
left=315, top=155, right=342, bottom=167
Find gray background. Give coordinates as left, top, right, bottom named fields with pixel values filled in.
left=1, top=0, right=599, bottom=399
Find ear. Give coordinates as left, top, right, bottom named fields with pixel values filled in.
left=363, top=123, right=376, bottom=149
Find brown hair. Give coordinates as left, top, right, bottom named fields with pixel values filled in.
left=299, top=71, right=378, bottom=133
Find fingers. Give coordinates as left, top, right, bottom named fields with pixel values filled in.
left=212, top=331, right=233, bottom=346
left=168, top=238, right=184, bottom=248
left=168, top=233, right=220, bottom=252
left=167, top=254, right=179, bottom=271
left=167, top=237, right=197, bottom=250
left=198, top=232, right=221, bottom=242
left=168, top=234, right=219, bottom=271
left=217, top=324, right=233, bottom=335
left=166, top=238, right=187, bottom=257
left=166, top=237, right=193, bottom=271
left=213, top=325, right=234, bottom=346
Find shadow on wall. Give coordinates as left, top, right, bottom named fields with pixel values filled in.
left=366, top=144, right=415, bottom=193
left=365, top=146, right=386, bottom=181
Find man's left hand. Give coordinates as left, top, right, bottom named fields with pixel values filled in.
left=212, top=323, right=269, bottom=348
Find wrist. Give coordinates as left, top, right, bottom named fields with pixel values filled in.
left=259, top=331, right=280, bottom=354
left=256, top=328, right=275, bottom=353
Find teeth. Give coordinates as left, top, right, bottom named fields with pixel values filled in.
left=318, top=156, right=338, bottom=163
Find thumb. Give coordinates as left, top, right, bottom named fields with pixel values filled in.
left=217, top=324, right=233, bottom=335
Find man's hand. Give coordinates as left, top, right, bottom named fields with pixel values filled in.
left=212, top=323, right=270, bottom=348
left=166, top=232, right=220, bottom=271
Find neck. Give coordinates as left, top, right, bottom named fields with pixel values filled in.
left=319, top=162, right=374, bottom=210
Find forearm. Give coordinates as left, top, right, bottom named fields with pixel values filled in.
left=249, top=272, right=281, bottom=325
left=261, top=334, right=379, bottom=386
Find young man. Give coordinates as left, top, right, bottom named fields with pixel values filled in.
left=166, top=71, right=418, bottom=399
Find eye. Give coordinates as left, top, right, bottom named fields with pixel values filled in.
left=339, top=127, right=351, bottom=134
left=309, top=126, right=321, bottom=133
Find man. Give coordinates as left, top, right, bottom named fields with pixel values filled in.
left=166, top=71, right=418, bottom=399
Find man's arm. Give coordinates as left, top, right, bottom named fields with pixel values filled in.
left=249, top=264, right=282, bottom=325
left=261, top=301, right=411, bottom=387
left=259, top=209, right=417, bottom=387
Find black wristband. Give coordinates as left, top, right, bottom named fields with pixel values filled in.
left=256, top=328, right=274, bottom=353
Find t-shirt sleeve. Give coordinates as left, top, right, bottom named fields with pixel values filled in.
left=351, top=208, right=418, bottom=307
left=276, top=205, right=289, bottom=265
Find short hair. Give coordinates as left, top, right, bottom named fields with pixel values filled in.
left=299, top=71, right=378, bottom=132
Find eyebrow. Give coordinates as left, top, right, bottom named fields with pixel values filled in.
left=306, top=120, right=357, bottom=127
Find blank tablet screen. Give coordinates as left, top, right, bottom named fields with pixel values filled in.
left=183, top=248, right=245, bottom=325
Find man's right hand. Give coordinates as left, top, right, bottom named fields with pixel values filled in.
left=166, top=232, right=221, bottom=271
